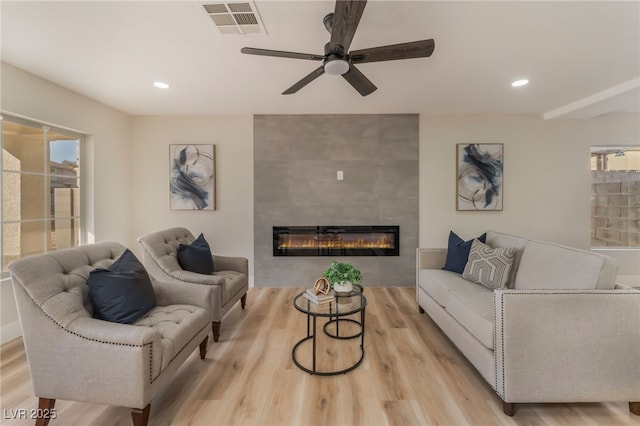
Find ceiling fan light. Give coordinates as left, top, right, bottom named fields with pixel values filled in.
left=511, top=79, right=529, bottom=87
left=324, top=59, right=349, bottom=75
left=153, top=81, right=170, bottom=89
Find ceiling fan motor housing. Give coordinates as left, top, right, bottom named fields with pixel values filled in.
left=323, top=53, right=349, bottom=75
left=323, top=13, right=334, bottom=33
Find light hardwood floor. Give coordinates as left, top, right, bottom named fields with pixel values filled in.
left=1, top=287, right=638, bottom=426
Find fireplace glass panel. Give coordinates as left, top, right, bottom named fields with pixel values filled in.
left=273, top=226, right=399, bottom=256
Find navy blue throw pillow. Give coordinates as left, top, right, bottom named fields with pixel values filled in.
left=177, top=233, right=214, bottom=274
left=88, top=249, right=156, bottom=324
left=442, top=231, right=487, bottom=274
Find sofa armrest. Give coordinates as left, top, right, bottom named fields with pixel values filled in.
left=494, top=289, right=640, bottom=403
left=167, top=269, right=226, bottom=285
left=214, top=254, right=248, bottom=275
left=416, top=248, right=447, bottom=270
left=66, top=316, right=160, bottom=345
left=151, top=279, right=213, bottom=313
left=22, top=314, right=163, bottom=407
left=416, top=249, right=447, bottom=303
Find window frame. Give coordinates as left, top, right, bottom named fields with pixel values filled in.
left=1, top=113, right=85, bottom=275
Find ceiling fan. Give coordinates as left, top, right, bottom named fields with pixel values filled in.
left=240, top=0, right=435, bottom=97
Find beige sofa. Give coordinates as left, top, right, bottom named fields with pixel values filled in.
left=137, top=227, right=248, bottom=342
left=416, top=230, right=640, bottom=416
left=9, top=242, right=212, bottom=426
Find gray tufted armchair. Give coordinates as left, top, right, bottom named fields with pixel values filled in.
left=8, top=242, right=212, bottom=426
left=137, top=227, right=248, bottom=342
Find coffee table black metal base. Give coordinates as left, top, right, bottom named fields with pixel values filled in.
left=323, top=317, right=363, bottom=339
left=292, top=291, right=367, bottom=376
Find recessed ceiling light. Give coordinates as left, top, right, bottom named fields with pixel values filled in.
left=153, top=81, right=170, bottom=89
left=511, top=79, right=529, bottom=87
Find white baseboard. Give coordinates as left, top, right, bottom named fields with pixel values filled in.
left=1, top=321, right=22, bottom=345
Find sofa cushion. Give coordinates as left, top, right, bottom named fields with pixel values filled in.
left=463, top=239, right=516, bottom=289
left=177, top=233, right=214, bottom=275
left=486, top=230, right=527, bottom=288
left=446, top=290, right=495, bottom=350
left=134, top=304, right=209, bottom=371
left=218, top=270, right=249, bottom=303
left=514, top=240, right=607, bottom=290
left=442, top=231, right=487, bottom=274
left=88, top=249, right=156, bottom=324
left=418, top=269, right=486, bottom=307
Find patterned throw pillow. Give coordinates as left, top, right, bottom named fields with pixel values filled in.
left=462, top=239, right=517, bottom=289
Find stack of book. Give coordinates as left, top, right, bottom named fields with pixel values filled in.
left=303, top=288, right=334, bottom=305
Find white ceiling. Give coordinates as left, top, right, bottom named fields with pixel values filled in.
left=1, top=0, right=639, bottom=118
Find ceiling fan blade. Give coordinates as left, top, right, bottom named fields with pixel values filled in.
left=282, top=66, right=326, bottom=95
left=328, top=0, right=367, bottom=55
left=341, top=64, right=377, bottom=96
left=350, top=39, right=435, bottom=64
left=241, top=47, right=324, bottom=61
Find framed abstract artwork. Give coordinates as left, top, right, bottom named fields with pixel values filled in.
left=456, top=143, right=503, bottom=211
left=170, top=144, right=215, bottom=210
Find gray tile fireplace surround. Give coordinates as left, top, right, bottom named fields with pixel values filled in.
left=254, top=114, right=418, bottom=287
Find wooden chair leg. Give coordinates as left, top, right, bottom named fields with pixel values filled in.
left=131, top=404, right=151, bottom=426
left=630, top=402, right=640, bottom=415
left=418, top=305, right=425, bottom=314
left=502, top=401, right=516, bottom=416
left=35, top=397, right=55, bottom=426
left=241, top=293, right=247, bottom=310
left=212, top=321, right=221, bottom=342
left=199, top=336, right=209, bottom=359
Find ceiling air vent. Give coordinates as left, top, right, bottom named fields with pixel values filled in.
left=201, top=2, right=266, bottom=35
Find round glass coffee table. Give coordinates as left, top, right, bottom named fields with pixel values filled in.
left=292, top=286, right=367, bottom=376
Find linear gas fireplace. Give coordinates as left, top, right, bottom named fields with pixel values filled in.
left=273, top=226, right=399, bottom=257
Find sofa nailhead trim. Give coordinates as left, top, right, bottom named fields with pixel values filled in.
left=23, top=287, right=148, bottom=348
left=495, top=292, right=506, bottom=400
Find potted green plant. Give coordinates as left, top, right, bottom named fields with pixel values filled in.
left=322, top=261, right=362, bottom=295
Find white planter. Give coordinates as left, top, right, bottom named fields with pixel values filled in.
left=333, top=280, right=353, bottom=295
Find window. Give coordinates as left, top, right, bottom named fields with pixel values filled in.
left=1, top=115, right=83, bottom=273
left=590, top=146, right=640, bottom=248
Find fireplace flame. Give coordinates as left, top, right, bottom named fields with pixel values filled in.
left=278, top=233, right=394, bottom=250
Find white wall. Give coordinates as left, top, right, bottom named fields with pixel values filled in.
left=419, top=113, right=640, bottom=276
left=1, top=63, right=132, bottom=343
left=130, top=116, right=254, bottom=284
